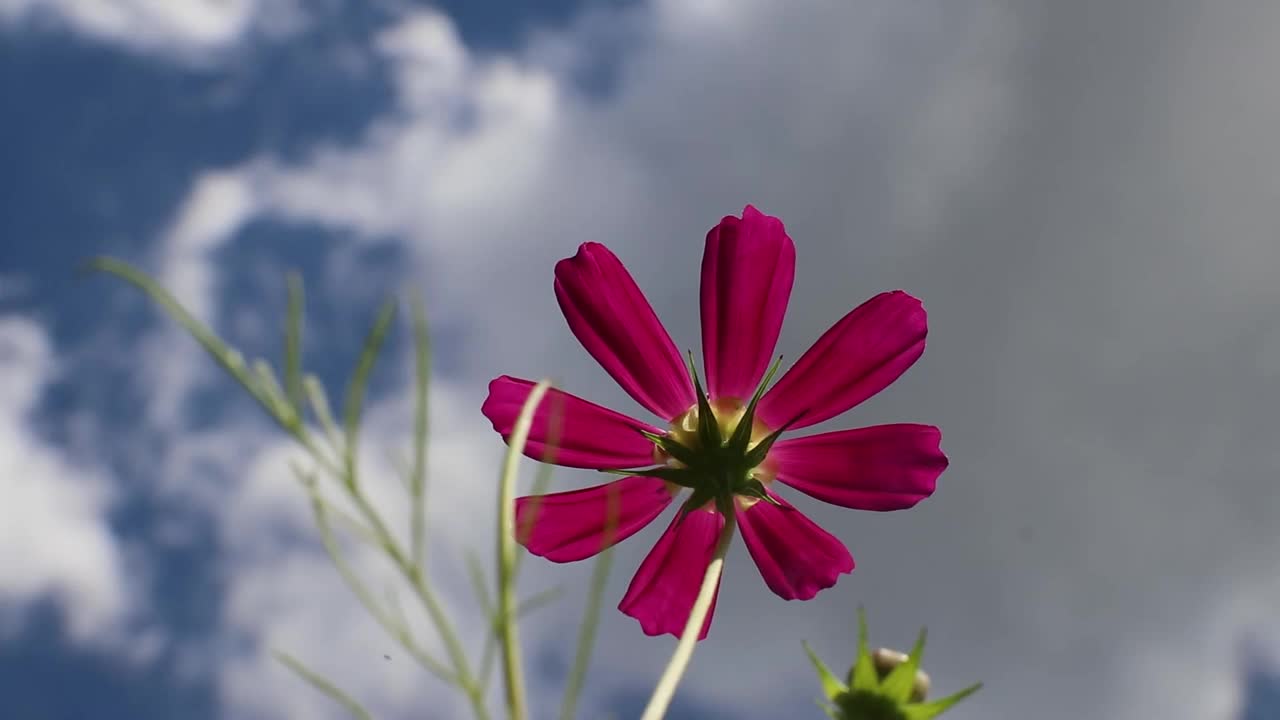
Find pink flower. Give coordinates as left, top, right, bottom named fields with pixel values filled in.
left=482, top=205, right=947, bottom=639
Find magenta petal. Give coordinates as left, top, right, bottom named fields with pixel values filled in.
left=770, top=424, right=947, bottom=510
left=515, top=477, right=675, bottom=563
left=482, top=376, right=663, bottom=469
left=618, top=509, right=724, bottom=639
left=737, top=492, right=853, bottom=600
left=757, top=291, right=927, bottom=431
left=700, top=205, right=796, bottom=403
left=555, top=243, right=695, bottom=421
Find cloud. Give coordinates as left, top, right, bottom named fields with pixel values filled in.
left=131, top=0, right=1280, bottom=719
left=153, top=3, right=1025, bottom=717
left=0, top=0, right=300, bottom=59
left=0, top=316, right=132, bottom=642
left=211, top=375, right=509, bottom=719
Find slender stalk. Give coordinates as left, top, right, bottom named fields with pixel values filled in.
left=558, top=546, right=614, bottom=720
left=409, top=299, right=431, bottom=570
left=346, top=488, right=491, bottom=720
left=308, top=492, right=455, bottom=683
left=274, top=650, right=373, bottom=720
left=559, top=474, right=620, bottom=720
left=497, top=379, right=550, bottom=720
left=639, top=507, right=737, bottom=720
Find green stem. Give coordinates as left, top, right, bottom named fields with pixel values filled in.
left=558, top=546, right=614, bottom=720
left=349, top=489, right=491, bottom=720
left=497, top=379, right=550, bottom=720
left=639, top=507, right=737, bottom=720
left=409, top=299, right=431, bottom=571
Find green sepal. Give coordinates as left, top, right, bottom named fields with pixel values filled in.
left=640, top=429, right=699, bottom=467
left=743, top=425, right=785, bottom=468
left=901, top=683, right=983, bottom=720
left=598, top=466, right=700, bottom=489
left=850, top=607, right=878, bottom=690
left=804, top=641, right=848, bottom=699
left=726, top=355, right=784, bottom=455
left=885, top=627, right=926, bottom=702
left=686, top=350, right=722, bottom=450
left=736, top=479, right=782, bottom=507
left=881, top=628, right=927, bottom=702
left=743, top=406, right=808, bottom=468
left=804, top=608, right=980, bottom=720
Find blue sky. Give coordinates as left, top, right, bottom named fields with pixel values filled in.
left=3, top=1, right=1280, bottom=719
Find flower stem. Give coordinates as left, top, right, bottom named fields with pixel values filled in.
left=639, top=506, right=737, bottom=720
left=497, top=379, right=550, bottom=720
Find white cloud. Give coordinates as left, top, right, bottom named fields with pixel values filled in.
left=162, top=169, right=261, bottom=320
left=0, top=0, right=301, bottom=58
left=0, top=316, right=132, bottom=642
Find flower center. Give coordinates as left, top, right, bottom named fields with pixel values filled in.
left=616, top=354, right=790, bottom=517
left=661, top=399, right=778, bottom=510
left=642, top=393, right=782, bottom=516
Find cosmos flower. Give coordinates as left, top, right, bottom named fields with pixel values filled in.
left=482, top=205, right=947, bottom=639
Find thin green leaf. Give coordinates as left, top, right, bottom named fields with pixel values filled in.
left=342, top=299, right=398, bottom=486
left=284, top=272, right=306, bottom=413
left=308, top=492, right=454, bottom=684
left=516, top=585, right=565, bottom=618
left=559, top=547, right=615, bottom=720
left=274, top=650, right=373, bottom=720
left=317, top=496, right=382, bottom=548
left=303, top=374, right=343, bottom=453
left=252, top=359, right=294, bottom=425
left=560, top=471, right=619, bottom=717
left=464, top=549, right=495, bottom=618
left=383, top=585, right=409, bottom=634
left=87, top=258, right=288, bottom=428
left=289, top=461, right=377, bottom=545
left=409, top=297, right=431, bottom=570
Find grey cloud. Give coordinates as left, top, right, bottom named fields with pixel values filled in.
left=205, top=0, right=1280, bottom=717
left=502, top=2, right=1280, bottom=718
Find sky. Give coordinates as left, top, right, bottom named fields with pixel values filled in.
left=2, top=0, right=1280, bottom=719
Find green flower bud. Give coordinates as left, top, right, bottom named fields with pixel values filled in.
left=803, top=609, right=981, bottom=720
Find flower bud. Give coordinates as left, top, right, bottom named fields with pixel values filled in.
left=802, top=609, right=981, bottom=720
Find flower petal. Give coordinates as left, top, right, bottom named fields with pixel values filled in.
left=757, top=291, right=927, bottom=431
left=700, top=205, right=796, bottom=403
left=618, top=508, right=724, bottom=639
left=770, top=424, right=946, bottom=510
left=737, top=492, right=853, bottom=600
left=515, top=477, right=675, bottom=563
left=555, top=243, right=695, bottom=421
left=482, top=376, right=662, bottom=469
